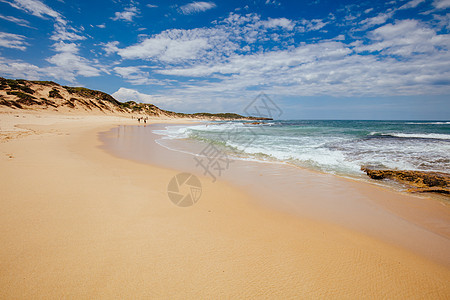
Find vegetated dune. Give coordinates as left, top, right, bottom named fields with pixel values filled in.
left=0, top=77, right=270, bottom=121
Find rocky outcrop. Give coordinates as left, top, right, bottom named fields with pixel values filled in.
left=361, top=167, right=450, bottom=194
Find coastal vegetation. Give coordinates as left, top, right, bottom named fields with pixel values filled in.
left=0, top=77, right=270, bottom=121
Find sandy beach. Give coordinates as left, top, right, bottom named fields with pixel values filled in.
left=1, top=111, right=450, bottom=298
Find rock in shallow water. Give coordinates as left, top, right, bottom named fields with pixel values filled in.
left=361, top=167, right=450, bottom=194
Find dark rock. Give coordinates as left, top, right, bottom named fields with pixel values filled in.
left=361, top=167, right=450, bottom=195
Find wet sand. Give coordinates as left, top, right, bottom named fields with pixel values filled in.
left=101, top=124, right=450, bottom=266
left=1, top=114, right=450, bottom=298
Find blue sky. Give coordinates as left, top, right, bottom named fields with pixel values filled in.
left=0, top=0, right=449, bottom=119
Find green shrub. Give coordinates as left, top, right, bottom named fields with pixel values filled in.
left=7, top=91, right=40, bottom=105
left=5, top=79, right=35, bottom=94
left=48, top=88, right=63, bottom=99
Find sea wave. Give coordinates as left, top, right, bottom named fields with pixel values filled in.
left=369, top=132, right=450, bottom=140
left=153, top=121, right=450, bottom=177
left=405, top=122, right=450, bottom=125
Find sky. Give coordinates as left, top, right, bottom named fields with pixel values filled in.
left=0, top=0, right=449, bottom=119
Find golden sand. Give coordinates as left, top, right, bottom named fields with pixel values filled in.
left=0, top=111, right=449, bottom=298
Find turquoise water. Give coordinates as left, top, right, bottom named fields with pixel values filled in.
left=153, top=120, right=450, bottom=177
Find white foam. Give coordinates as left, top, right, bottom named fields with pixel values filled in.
left=152, top=122, right=450, bottom=177
left=405, top=122, right=450, bottom=125
left=369, top=132, right=450, bottom=140
left=389, top=133, right=450, bottom=140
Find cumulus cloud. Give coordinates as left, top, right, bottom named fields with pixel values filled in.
left=46, top=42, right=103, bottom=81
left=263, top=18, right=295, bottom=30
left=112, top=5, right=139, bottom=22
left=104, top=11, right=450, bottom=101
left=112, top=87, right=156, bottom=102
left=2, top=0, right=448, bottom=106
left=179, top=1, right=216, bottom=15
left=110, top=31, right=211, bottom=62
left=105, top=14, right=310, bottom=63
left=355, top=19, right=450, bottom=56
left=0, top=46, right=104, bottom=83
left=142, top=17, right=450, bottom=100
left=0, top=56, right=43, bottom=79
left=0, top=32, right=28, bottom=50
left=112, top=87, right=182, bottom=108
left=113, top=66, right=167, bottom=85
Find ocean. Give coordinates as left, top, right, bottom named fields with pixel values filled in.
left=153, top=120, right=450, bottom=179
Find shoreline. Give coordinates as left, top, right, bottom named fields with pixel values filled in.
left=101, top=123, right=450, bottom=266
left=1, top=113, right=450, bottom=298
left=148, top=120, right=450, bottom=203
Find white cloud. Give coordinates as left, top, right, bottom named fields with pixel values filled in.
left=433, top=13, right=450, bottom=30
left=300, top=19, right=328, bottom=31
left=1, top=0, right=87, bottom=42
left=398, top=0, right=426, bottom=10
left=112, top=87, right=182, bottom=107
left=0, top=32, right=28, bottom=50
left=112, top=87, right=154, bottom=103
left=146, top=4, right=157, bottom=8
left=265, top=0, right=280, bottom=5
left=0, top=0, right=65, bottom=24
left=51, top=23, right=86, bottom=41
left=105, top=14, right=308, bottom=64
left=0, top=56, right=43, bottom=79
left=433, top=0, right=450, bottom=9
left=140, top=18, right=450, bottom=100
left=263, top=18, right=295, bottom=30
left=46, top=42, right=103, bottom=81
left=355, top=19, right=450, bottom=56
left=360, top=12, right=393, bottom=28
left=97, top=24, right=106, bottom=28
left=103, top=12, right=450, bottom=104
left=0, top=13, right=33, bottom=28
left=179, top=1, right=216, bottom=15
left=112, top=6, right=139, bottom=22
left=103, top=41, right=120, bottom=55
left=113, top=66, right=166, bottom=85
left=0, top=49, right=103, bottom=83
left=111, top=31, right=211, bottom=62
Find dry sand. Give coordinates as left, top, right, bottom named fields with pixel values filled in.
left=0, top=111, right=449, bottom=298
